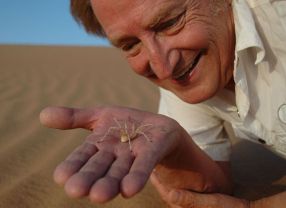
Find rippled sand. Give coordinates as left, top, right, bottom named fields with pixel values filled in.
left=0, top=45, right=285, bottom=208
left=0, top=45, right=163, bottom=208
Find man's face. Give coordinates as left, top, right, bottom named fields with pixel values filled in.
left=91, top=0, right=235, bottom=103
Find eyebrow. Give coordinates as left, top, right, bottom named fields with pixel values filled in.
left=146, top=3, right=186, bottom=29
left=110, top=35, right=135, bottom=48
left=109, top=0, right=186, bottom=47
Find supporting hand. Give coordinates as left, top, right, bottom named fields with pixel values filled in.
left=151, top=172, right=249, bottom=208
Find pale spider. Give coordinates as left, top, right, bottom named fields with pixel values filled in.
left=97, top=117, right=153, bottom=151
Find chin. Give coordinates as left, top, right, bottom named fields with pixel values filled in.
left=178, top=94, right=208, bottom=104
left=174, top=86, right=218, bottom=104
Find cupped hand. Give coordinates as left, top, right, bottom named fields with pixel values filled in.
left=40, top=106, right=182, bottom=203
left=150, top=172, right=250, bottom=208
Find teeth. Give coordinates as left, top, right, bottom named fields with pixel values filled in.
left=173, top=60, right=195, bottom=79
left=173, top=51, right=202, bottom=80
left=173, top=66, right=191, bottom=79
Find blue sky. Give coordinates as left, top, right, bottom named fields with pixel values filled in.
left=0, top=0, right=110, bottom=46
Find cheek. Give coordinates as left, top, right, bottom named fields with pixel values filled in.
left=126, top=54, right=148, bottom=76
left=175, top=23, right=210, bottom=50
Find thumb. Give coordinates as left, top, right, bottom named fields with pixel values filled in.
left=150, top=171, right=171, bottom=195
left=151, top=171, right=218, bottom=207
left=39, top=106, right=99, bottom=130
left=168, top=190, right=250, bottom=208
left=150, top=172, right=181, bottom=208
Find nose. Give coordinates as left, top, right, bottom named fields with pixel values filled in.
left=144, top=36, right=179, bottom=80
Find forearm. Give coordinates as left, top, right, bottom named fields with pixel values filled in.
left=158, top=127, right=232, bottom=194
left=250, top=192, right=286, bottom=208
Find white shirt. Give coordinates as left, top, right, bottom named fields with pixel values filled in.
left=158, top=0, right=286, bottom=161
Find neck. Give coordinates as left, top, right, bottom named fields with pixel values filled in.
left=225, top=77, right=235, bottom=92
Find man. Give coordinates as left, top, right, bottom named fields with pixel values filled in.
left=40, top=0, right=286, bottom=207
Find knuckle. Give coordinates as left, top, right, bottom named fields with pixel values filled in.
left=169, top=190, right=195, bottom=208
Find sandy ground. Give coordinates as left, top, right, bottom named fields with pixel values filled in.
left=0, top=45, right=285, bottom=208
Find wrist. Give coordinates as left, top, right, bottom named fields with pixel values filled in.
left=158, top=123, right=192, bottom=167
left=249, top=192, right=286, bottom=208
left=156, top=123, right=233, bottom=193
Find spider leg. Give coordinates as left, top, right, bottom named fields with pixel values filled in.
left=137, top=130, right=152, bottom=142
left=136, top=124, right=153, bottom=132
left=128, top=123, right=136, bottom=138
left=124, top=120, right=133, bottom=151
left=113, top=117, right=122, bottom=128
left=97, top=126, right=119, bottom=143
left=124, top=120, right=128, bottom=132
left=127, top=133, right=133, bottom=152
left=134, top=123, right=153, bottom=142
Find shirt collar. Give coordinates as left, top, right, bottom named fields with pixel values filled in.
left=233, top=0, right=265, bottom=65
left=231, top=0, right=266, bottom=120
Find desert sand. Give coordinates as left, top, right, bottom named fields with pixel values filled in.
left=0, top=45, right=285, bottom=208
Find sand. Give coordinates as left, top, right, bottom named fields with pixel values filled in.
left=0, top=45, right=285, bottom=208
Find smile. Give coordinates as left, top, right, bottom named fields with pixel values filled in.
left=173, top=51, right=203, bottom=81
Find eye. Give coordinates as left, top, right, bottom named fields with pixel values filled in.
left=122, top=43, right=134, bottom=51
left=155, top=11, right=186, bottom=33
left=121, top=39, right=140, bottom=52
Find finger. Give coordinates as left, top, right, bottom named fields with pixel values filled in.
left=54, top=142, right=98, bottom=185
left=39, top=106, right=100, bottom=130
left=150, top=173, right=181, bottom=208
left=167, top=191, right=250, bottom=208
left=121, top=150, right=158, bottom=198
left=150, top=171, right=171, bottom=199
left=151, top=174, right=191, bottom=206
left=150, top=171, right=167, bottom=194
left=168, top=204, right=182, bottom=208
left=89, top=152, right=135, bottom=203
left=64, top=150, right=115, bottom=198
left=151, top=173, right=208, bottom=207
left=166, top=189, right=219, bottom=207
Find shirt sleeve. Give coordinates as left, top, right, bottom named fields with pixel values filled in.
left=158, top=88, right=231, bottom=161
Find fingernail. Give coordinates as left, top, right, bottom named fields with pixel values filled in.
left=150, top=171, right=161, bottom=185
left=169, top=190, right=180, bottom=204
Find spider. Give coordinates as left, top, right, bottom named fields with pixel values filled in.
left=97, top=117, right=153, bottom=151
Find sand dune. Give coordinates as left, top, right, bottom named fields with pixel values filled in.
left=0, top=45, right=285, bottom=208
left=0, top=45, right=163, bottom=208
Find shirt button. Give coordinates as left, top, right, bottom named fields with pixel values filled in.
left=258, top=138, right=266, bottom=144
left=237, top=109, right=240, bottom=118
left=278, top=104, right=286, bottom=124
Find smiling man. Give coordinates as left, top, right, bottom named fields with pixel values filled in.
left=40, top=0, right=286, bottom=207
left=92, top=0, right=235, bottom=104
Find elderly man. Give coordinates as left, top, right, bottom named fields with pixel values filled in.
left=40, top=0, right=286, bottom=207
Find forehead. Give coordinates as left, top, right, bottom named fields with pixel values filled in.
left=91, top=0, right=184, bottom=14
left=91, top=0, right=186, bottom=35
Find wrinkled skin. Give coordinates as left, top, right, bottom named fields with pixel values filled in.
left=40, top=106, right=184, bottom=203
left=91, top=0, right=235, bottom=103
left=151, top=173, right=286, bottom=208
left=151, top=173, right=250, bottom=208
left=40, top=106, right=286, bottom=207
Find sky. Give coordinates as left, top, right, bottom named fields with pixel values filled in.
left=0, top=0, right=110, bottom=46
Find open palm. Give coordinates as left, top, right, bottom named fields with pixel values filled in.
left=40, top=106, right=182, bottom=203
